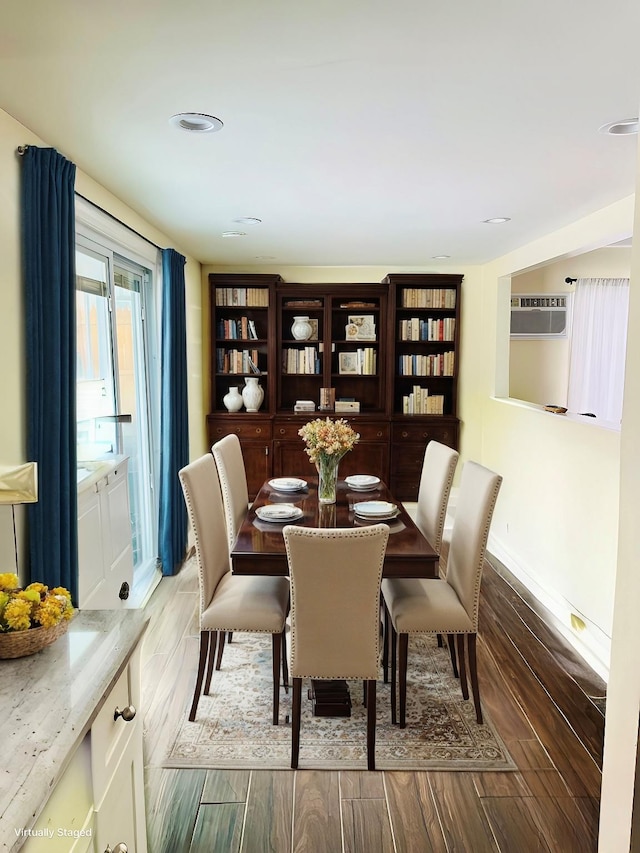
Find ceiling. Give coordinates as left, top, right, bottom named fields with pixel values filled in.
left=1, top=1, right=639, bottom=267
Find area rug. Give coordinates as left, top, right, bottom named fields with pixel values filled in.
left=162, top=632, right=516, bottom=771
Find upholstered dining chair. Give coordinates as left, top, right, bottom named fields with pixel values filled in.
left=382, top=440, right=459, bottom=682
left=282, top=524, right=390, bottom=771
left=382, top=461, right=502, bottom=728
left=212, top=433, right=251, bottom=664
left=179, top=453, right=290, bottom=724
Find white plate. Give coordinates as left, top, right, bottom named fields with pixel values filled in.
left=353, top=500, right=396, bottom=517
left=354, top=508, right=401, bottom=522
left=255, top=504, right=304, bottom=522
left=345, top=475, right=380, bottom=489
left=268, top=477, right=307, bottom=492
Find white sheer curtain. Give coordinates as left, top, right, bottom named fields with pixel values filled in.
left=567, top=277, right=629, bottom=423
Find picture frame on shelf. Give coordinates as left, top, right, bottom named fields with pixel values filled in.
left=347, top=314, right=376, bottom=340
left=339, top=352, right=359, bottom=374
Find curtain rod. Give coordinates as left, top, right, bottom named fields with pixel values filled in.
left=16, top=145, right=163, bottom=253
left=565, top=277, right=577, bottom=284
left=75, top=193, right=163, bottom=252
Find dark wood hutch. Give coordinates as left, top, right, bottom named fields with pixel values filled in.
left=207, top=272, right=462, bottom=500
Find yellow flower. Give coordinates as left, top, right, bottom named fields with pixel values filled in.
left=51, top=587, right=72, bottom=603
left=33, top=597, right=64, bottom=629
left=0, top=573, right=19, bottom=591
left=4, top=598, right=32, bottom=631
left=25, top=582, right=48, bottom=597
left=18, top=589, right=41, bottom=604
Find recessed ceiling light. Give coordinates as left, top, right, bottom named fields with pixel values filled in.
left=169, top=113, right=223, bottom=133
left=599, top=118, right=639, bottom=135
left=432, top=255, right=451, bottom=259
left=233, top=217, right=262, bottom=225
left=221, top=231, right=246, bottom=238
left=483, top=217, right=511, bottom=224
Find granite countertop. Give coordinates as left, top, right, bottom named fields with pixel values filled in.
left=0, top=610, right=148, bottom=852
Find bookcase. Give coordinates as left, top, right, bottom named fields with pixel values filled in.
left=207, top=272, right=461, bottom=500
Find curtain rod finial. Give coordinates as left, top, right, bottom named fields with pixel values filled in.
left=16, top=145, right=28, bottom=156
left=565, top=277, right=577, bottom=284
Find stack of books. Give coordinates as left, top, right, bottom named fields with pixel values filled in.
left=294, top=400, right=316, bottom=413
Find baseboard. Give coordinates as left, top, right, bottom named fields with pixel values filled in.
left=487, top=533, right=610, bottom=683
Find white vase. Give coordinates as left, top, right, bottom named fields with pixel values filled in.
left=223, top=386, right=243, bottom=412
left=291, top=316, right=312, bottom=341
left=242, top=377, right=264, bottom=412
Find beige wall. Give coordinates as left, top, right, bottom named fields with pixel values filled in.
left=0, top=107, right=206, bottom=570
left=509, top=248, right=632, bottom=406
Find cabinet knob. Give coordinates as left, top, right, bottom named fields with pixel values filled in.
left=104, top=845, right=128, bottom=853
left=114, top=705, right=136, bottom=722
left=376, top=430, right=382, bottom=437
left=401, top=431, right=408, bottom=438
left=279, top=428, right=285, bottom=435
left=256, top=427, right=261, bottom=434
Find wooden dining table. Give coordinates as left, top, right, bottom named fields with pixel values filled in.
left=230, top=476, right=438, bottom=578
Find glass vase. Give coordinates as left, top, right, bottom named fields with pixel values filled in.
left=316, top=454, right=341, bottom=504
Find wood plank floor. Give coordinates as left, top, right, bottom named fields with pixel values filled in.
left=142, top=555, right=605, bottom=852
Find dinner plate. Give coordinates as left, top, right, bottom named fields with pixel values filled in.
left=255, top=504, right=304, bottom=522
left=354, top=507, right=400, bottom=521
left=345, top=475, right=380, bottom=490
left=353, top=500, right=396, bottom=517
left=268, top=477, right=307, bottom=492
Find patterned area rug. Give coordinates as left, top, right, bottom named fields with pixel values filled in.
left=162, top=632, right=516, bottom=771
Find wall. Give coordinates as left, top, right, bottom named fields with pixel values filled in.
left=466, top=197, right=635, bottom=676
left=509, top=248, right=632, bottom=406
left=0, top=107, right=206, bottom=573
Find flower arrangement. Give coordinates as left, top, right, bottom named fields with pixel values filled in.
left=299, top=417, right=359, bottom=503
left=298, top=417, right=360, bottom=463
left=0, top=572, right=74, bottom=633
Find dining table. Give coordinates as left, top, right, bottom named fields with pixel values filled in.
left=230, top=475, right=438, bottom=578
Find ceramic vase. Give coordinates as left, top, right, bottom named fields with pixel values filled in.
left=223, top=386, right=243, bottom=412
left=291, top=316, right=312, bottom=341
left=242, top=377, right=264, bottom=412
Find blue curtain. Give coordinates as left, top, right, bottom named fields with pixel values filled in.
left=158, top=248, right=189, bottom=575
left=21, top=148, right=77, bottom=599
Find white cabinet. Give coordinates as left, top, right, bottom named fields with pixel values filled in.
left=78, top=457, right=134, bottom=609
left=21, top=644, right=146, bottom=853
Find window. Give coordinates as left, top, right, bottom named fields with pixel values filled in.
left=75, top=197, right=162, bottom=594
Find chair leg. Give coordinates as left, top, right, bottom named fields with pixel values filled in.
left=204, top=631, right=219, bottom=694
left=189, top=631, right=211, bottom=722
left=457, top=634, right=469, bottom=700
left=215, top=630, right=226, bottom=670
left=390, top=622, right=397, bottom=725
left=272, top=631, right=282, bottom=725
left=281, top=627, right=289, bottom=693
left=468, top=633, right=483, bottom=724
left=291, top=677, right=302, bottom=769
left=447, top=633, right=459, bottom=679
left=382, top=602, right=390, bottom=683
left=399, top=633, right=409, bottom=729
left=228, top=631, right=233, bottom=643
left=437, top=633, right=443, bottom=647
left=366, top=679, right=377, bottom=771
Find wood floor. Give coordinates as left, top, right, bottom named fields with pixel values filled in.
left=141, top=555, right=605, bottom=852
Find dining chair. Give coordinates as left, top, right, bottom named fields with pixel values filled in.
left=282, top=524, right=390, bottom=770
left=381, top=440, right=459, bottom=682
left=212, top=433, right=251, bottom=664
left=179, top=453, right=290, bottom=724
left=382, top=460, right=502, bottom=728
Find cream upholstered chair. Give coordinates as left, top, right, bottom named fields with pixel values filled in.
left=211, top=434, right=249, bottom=554
left=211, top=433, right=252, bottom=664
left=179, top=454, right=290, bottom=724
left=283, top=524, right=390, bottom=771
left=382, top=440, right=459, bottom=682
left=415, top=440, right=459, bottom=558
left=382, top=461, right=502, bottom=728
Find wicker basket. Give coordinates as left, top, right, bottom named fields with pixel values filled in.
left=0, top=619, right=69, bottom=660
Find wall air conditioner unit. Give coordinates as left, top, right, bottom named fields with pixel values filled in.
left=510, top=294, right=571, bottom=339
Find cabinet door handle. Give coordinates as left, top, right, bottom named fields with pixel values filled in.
left=104, top=845, right=128, bottom=853
left=114, top=705, right=136, bottom=722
